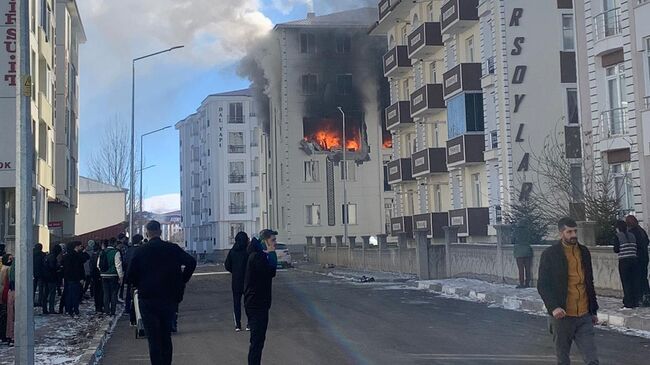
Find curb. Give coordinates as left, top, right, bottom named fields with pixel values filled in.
left=295, top=266, right=415, bottom=283
left=77, top=305, right=126, bottom=365
left=425, top=283, right=650, bottom=333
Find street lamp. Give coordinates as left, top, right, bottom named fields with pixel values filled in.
left=129, top=45, right=183, bottom=240
left=337, top=107, right=349, bottom=264
left=140, top=125, right=172, bottom=217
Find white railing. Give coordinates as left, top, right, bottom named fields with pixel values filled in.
left=593, top=8, right=622, bottom=41
left=600, top=107, right=627, bottom=137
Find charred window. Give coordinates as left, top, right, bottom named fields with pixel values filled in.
left=336, top=35, right=351, bottom=54
left=300, top=33, right=316, bottom=54
left=336, top=74, right=353, bottom=95
left=302, top=74, right=318, bottom=95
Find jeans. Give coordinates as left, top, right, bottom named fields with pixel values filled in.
left=233, top=291, right=245, bottom=328
left=246, top=308, right=269, bottom=365
left=125, top=284, right=134, bottom=323
left=41, top=281, right=57, bottom=313
left=64, top=280, right=82, bottom=315
left=93, top=276, right=104, bottom=312
left=549, top=315, right=599, bottom=365
left=619, top=258, right=639, bottom=308
left=33, top=277, right=44, bottom=306
left=516, top=256, right=533, bottom=287
left=102, top=277, right=119, bottom=315
left=139, top=299, right=176, bottom=365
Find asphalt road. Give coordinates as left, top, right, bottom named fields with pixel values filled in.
left=101, top=265, right=650, bottom=364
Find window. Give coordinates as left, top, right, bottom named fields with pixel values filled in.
left=645, top=37, right=650, bottom=104
left=337, top=74, right=353, bottom=95
left=229, top=192, right=246, bottom=214
left=301, top=74, right=318, bottom=95
left=40, top=0, right=51, bottom=42
left=402, top=79, right=410, bottom=101
left=304, top=160, right=320, bottom=182
left=490, top=130, right=498, bottom=149
left=434, top=184, right=443, bottom=212
left=412, top=14, right=420, bottom=29
left=611, top=163, right=634, bottom=215
left=341, top=161, right=356, bottom=181
left=429, top=61, right=437, bottom=84
left=562, top=14, right=575, bottom=51
left=427, top=2, right=435, bottom=22
left=384, top=198, right=393, bottom=233
left=336, top=35, right=351, bottom=53
left=388, top=35, right=396, bottom=49
left=447, top=42, right=457, bottom=69
left=433, top=123, right=440, bottom=148
left=228, top=103, right=244, bottom=123
left=567, top=88, right=579, bottom=124
left=466, top=36, right=475, bottom=63
left=401, top=25, right=408, bottom=45
left=300, top=33, right=316, bottom=54
left=605, top=64, right=626, bottom=135
left=472, top=173, right=481, bottom=207
left=228, top=132, right=245, bottom=153
left=305, top=205, right=321, bottom=226
left=229, top=161, right=246, bottom=183
left=342, top=203, right=357, bottom=225
left=570, top=164, right=583, bottom=202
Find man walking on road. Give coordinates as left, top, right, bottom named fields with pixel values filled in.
left=99, top=239, right=123, bottom=316
left=225, top=231, right=249, bottom=331
left=244, top=229, right=278, bottom=365
left=127, top=220, right=197, bottom=365
left=538, top=217, right=599, bottom=365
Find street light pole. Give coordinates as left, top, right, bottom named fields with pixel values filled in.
left=129, top=46, right=183, bottom=240
left=337, top=107, right=349, bottom=264
left=139, top=125, right=172, bottom=225
left=16, top=1, right=34, bottom=363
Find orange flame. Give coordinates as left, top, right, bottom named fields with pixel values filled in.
left=383, top=138, right=393, bottom=149
left=304, top=118, right=360, bottom=152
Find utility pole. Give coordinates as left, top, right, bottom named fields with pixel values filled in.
left=15, top=0, right=35, bottom=364
left=337, top=107, right=349, bottom=264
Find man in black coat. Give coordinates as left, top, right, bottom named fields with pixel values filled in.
left=225, top=231, right=249, bottom=331
left=244, top=229, right=278, bottom=365
left=41, top=244, right=62, bottom=314
left=62, top=241, right=87, bottom=316
left=127, top=220, right=196, bottom=365
left=626, top=215, right=650, bottom=304
left=33, top=243, right=46, bottom=307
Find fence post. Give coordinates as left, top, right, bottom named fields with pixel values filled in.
left=415, top=231, right=430, bottom=280
left=443, top=226, right=459, bottom=278
left=361, top=235, right=371, bottom=270
left=377, top=234, right=387, bottom=272
left=494, top=224, right=513, bottom=283
left=335, top=235, right=343, bottom=266
left=397, top=234, right=409, bottom=274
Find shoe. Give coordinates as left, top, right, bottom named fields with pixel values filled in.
left=620, top=306, right=633, bottom=310
left=235, top=326, right=242, bottom=332
left=245, top=326, right=250, bottom=331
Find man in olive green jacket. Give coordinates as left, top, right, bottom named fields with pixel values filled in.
left=514, top=239, right=534, bottom=288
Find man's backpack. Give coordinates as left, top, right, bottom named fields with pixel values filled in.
left=99, top=250, right=109, bottom=272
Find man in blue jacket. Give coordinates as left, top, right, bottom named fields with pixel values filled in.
left=244, top=229, right=278, bottom=365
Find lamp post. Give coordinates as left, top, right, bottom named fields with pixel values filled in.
left=140, top=125, right=172, bottom=221
left=130, top=46, right=183, bottom=240
left=337, top=107, right=349, bottom=264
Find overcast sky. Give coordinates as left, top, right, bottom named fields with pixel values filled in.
left=77, top=0, right=374, bottom=213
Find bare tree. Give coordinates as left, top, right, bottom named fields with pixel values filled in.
left=88, top=117, right=141, bottom=211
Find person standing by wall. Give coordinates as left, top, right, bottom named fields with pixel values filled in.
left=63, top=241, right=87, bottom=316
left=42, top=244, right=62, bottom=314
left=626, top=215, right=650, bottom=306
left=127, top=220, right=196, bottom=365
left=225, top=231, right=249, bottom=331
left=33, top=243, right=46, bottom=308
left=98, top=239, right=124, bottom=316
left=538, top=217, right=599, bottom=365
left=513, top=238, right=534, bottom=289
left=613, top=220, right=639, bottom=309
left=245, top=229, right=278, bottom=365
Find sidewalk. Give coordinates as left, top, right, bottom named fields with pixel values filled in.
left=297, top=263, right=650, bottom=336
left=0, top=299, right=123, bottom=365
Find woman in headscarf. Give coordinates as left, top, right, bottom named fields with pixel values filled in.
left=224, top=231, right=250, bottom=331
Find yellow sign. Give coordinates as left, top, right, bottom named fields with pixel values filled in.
left=22, top=75, right=32, bottom=97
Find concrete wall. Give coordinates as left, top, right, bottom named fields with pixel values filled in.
left=76, top=191, right=126, bottom=235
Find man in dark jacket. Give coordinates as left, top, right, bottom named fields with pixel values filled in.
left=41, top=245, right=62, bottom=314
left=626, top=215, right=650, bottom=305
left=244, top=229, right=278, bottom=365
left=62, top=241, right=87, bottom=316
left=33, top=243, right=46, bottom=307
left=124, top=234, right=143, bottom=325
left=538, top=217, right=599, bottom=365
left=127, top=220, right=196, bottom=365
left=225, top=231, right=249, bottom=331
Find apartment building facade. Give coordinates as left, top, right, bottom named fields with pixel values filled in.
left=0, top=0, right=84, bottom=251
left=371, top=0, right=579, bottom=241
left=264, top=8, right=393, bottom=245
left=575, top=0, right=650, bottom=223
left=177, top=88, right=261, bottom=254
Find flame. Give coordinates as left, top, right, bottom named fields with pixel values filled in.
left=346, top=139, right=360, bottom=151
left=303, top=118, right=360, bottom=152
left=383, top=138, right=393, bottom=149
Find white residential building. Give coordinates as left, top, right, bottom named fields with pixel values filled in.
left=177, top=88, right=261, bottom=254
left=75, top=177, right=126, bottom=236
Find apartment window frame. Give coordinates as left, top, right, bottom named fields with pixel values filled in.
left=562, top=14, right=575, bottom=51
left=336, top=74, right=353, bottom=96
left=427, top=2, right=435, bottom=22
left=567, top=88, right=579, bottom=124
left=434, top=184, right=442, bottom=212
left=300, top=32, right=316, bottom=54
left=402, top=78, right=410, bottom=101
left=304, top=160, right=320, bottom=182
left=228, top=132, right=245, bottom=154
left=342, top=203, right=358, bottom=225
left=40, top=0, right=51, bottom=42
left=472, top=173, right=481, bottom=208
left=228, top=102, right=244, bottom=124
left=490, top=130, right=498, bottom=149
left=228, top=161, right=246, bottom=184
left=229, top=192, right=247, bottom=214
left=305, top=204, right=321, bottom=226
left=429, top=61, right=437, bottom=84
left=610, top=162, right=634, bottom=215
left=341, top=161, right=356, bottom=181
left=465, top=36, right=475, bottom=63
left=644, top=37, right=650, bottom=101
left=301, top=73, right=318, bottom=95
left=336, top=34, right=351, bottom=54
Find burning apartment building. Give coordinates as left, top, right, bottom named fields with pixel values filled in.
left=256, top=8, right=393, bottom=244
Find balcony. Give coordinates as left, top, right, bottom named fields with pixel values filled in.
left=593, top=8, right=621, bottom=41
left=443, top=63, right=482, bottom=99
left=229, top=205, right=247, bottom=214
left=446, top=134, right=485, bottom=167
left=228, top=145, right=246, bottom=153
left=599, top=107, right=630, bottom=152
left=410, top=84, right=445, bottom=118
left=372, top=0, right=411, bottom=35
left=407, top=22, right=444, bottom=60
left=448, top=207, right=489, bottom=236
left=387, top=158, right=415, bottom=184
left=378, top=0, right=393, bottom=21
left=385, top=101, right=414, bottom=130
left=383, top=46, right=412, bottom=78
left=440, top=0, right=479, bottom=35
left=228, top=116, right=244, bottom=124
left=411, top=148, right=447, bottom=177
left=390, top=216, right=413, bottom=236
left=229, top=174, right=246, bottom=184
left=413, top=212, right=449, bottom=238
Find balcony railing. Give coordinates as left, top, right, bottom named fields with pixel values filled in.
left=229, top=205, right=247, bottom=214
left=228, top=116, right=244, bottom=124
left=229, top=174, right=246, bottom=183
left=600, top=107, right=627, bottom=137
left=593, top=8, right=621, bottom=41
left=228, top=145, right=246, bottom=153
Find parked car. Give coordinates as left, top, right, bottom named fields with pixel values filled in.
left=276, top=243, right=292, bottom=268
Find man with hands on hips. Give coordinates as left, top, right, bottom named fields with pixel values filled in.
left=538, top=217, right=599, bottom=365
